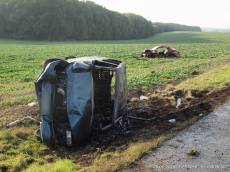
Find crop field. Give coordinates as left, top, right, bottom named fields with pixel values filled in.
left=1, top=32, right=230, bottom=171
left=1, top=32, right=230, bottom=110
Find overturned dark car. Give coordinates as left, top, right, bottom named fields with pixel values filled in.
left=35, top=57, right=128, bottom=146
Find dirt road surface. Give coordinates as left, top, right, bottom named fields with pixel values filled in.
left=138, top=101, right=230, bottom=172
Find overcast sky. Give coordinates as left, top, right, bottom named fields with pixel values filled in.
left=89, top=0, right=230, bottom=29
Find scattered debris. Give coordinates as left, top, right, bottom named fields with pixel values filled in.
left=187, top=149, right=200, bottom=157
left=27, top=101, right=37, bottom=107
left=140, top=45, right=181, bottom=58
left=199, top=113, right=204, bottom=117
left=168, top=119, right=176, bottom=124
left=140, top=95, right=149, bottom=101
left=130, top=97, right=139, bottom=102
left=176, top=98, right=182, bottom=109
left=6, top=116, right=39, bottom=128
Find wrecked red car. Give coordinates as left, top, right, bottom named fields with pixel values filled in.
left=141, top=45, right=181, bottom=58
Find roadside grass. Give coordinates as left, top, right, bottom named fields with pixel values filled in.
left=25, top=160, right=81, bottom=172
left=0, top=127, right=48, bottom=171
left=85, top=116, right=199, bottom=172
left=0, top=126, right=81, bottom=172
left=176, top=65, right=230, bottom=91
left=89, top=136, right=169, bottom=172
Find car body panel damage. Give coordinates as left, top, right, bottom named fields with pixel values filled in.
left=35, top=57, right=127, bottom=146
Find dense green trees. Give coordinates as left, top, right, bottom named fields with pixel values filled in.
left=152, top=22, right=201, bottom=33
left=0, top=0, right=201, bottom=40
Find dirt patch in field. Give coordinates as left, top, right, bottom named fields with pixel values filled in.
left=128, top=85, right=230, bottom=120
left=0, top=105, right=38, bottom=127
left=0, top=105, right=37, bottom=117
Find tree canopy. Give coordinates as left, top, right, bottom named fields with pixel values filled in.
left=0, top=0, right=201, bottom=40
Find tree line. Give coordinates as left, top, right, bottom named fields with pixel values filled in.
left=0, top=0, right=201, bottom=41
left=152, top=22, right=201, bottom=33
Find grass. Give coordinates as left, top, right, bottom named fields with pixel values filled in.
left=89, top=136, right=168, bottom=172
left=1, top=32, right=230, bottom=171
left=1, top=32, right=230, bottom=109
left=25, top=160, right=81, bottom=172
left=0, top=126, right=80, bottom=172
left=187, top=149, right=200, bottom=157
left=0, top=127, right=48, bottom=171
left=176, top=65, right=230, bottom=91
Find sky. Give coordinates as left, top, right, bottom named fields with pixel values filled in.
left=89, top=0, right=230, bottom=29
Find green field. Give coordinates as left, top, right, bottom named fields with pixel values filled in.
left=1, top=32, right=230, bottom=171
left=1, top=32, right=230, bottom=109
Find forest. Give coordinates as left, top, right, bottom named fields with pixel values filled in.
left=0, top=0, right=201, bottom=40
left=152, top=22, right=201, bottom=33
